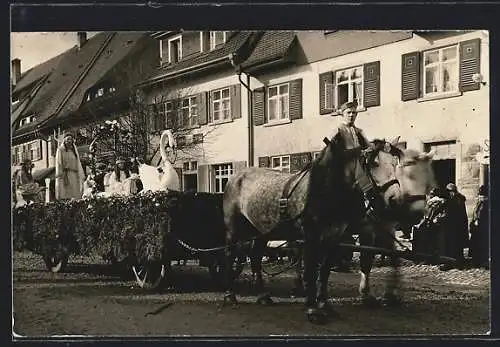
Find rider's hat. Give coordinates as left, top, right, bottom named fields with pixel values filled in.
left=340, top=100, right=358, bottom=112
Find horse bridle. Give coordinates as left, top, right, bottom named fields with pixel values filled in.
left=361, top=143, right=400, bottom=195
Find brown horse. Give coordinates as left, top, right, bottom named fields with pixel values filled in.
left=222, top=137, right=405, bottom=322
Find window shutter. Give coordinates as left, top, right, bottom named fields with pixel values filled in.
left=253, top=87, right=266, bottom=126
left=147, top=104, right=156, bottom=132
left=289, top=79, right=303, bottom=120
left=258, top=156, right=270, bottom=167
left=157, top=103, right=166, bottom=131
left=197, top=164, right=209, bottom=192
left=36, top=140, right=42, bottom=161
left=290, top=152, right=312, bottom=173
left=319, top=72, right=334, bottom=115
left=51, top=136, right=57, bottom=157
left=197, top=92, right=209, bottom=125
left=401, top=52, right=421, bottom=101
left=363, top=61, right=380, bottom=107
left=230, top=84, right=242, bottom=119
left=459, top=38, right=481, bottom=92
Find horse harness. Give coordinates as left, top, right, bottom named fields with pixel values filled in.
left=278, top=137, right=401, bottom=222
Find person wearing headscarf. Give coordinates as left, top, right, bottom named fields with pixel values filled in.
left=412, top=187, right=448, bottom=264
left=469, top=185, right=489, bottom=269
left=55, top=132, right=86, bottom=200
left=440, top=183, right=468, bottom=271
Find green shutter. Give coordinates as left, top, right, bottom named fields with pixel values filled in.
left=289, top=79, right=303, bottom=120
left=401, top=52, right=421, bottom=101
left=319, top=71, right=334, bottom=115
left=231, top=84, right=242, bottom=119
left=253, top=87, right=266, bottom=126
left=459, top=38, right=481, bottom=92
left=363, top=61, right=380, bottom=107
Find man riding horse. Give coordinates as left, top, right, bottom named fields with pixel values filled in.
left=329, top=100, right=388, bottom=221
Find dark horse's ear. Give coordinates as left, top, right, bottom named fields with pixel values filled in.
left=323, top=137, right=331, bottom=146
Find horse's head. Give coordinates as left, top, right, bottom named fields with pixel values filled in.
left=361, top=137, right=404, bottom=210
left=395, top=148, right=437, bottom=224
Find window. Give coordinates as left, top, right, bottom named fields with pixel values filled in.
left=183, top=161, right=198, bottom=172
left=268, top=83, right=289, bottom=122
left=271, top=155, right=290, bottom=173
left=97, top=88, right=104, bottom=97
left=335, top=66, right=363, bottom=108
left=19, top=115, right=36, bottom=127
left=211, top=87, right=231, bottom=123
left=13, top=147, right=20, bottom=165
left=213, top=163, right=233, bottom=193
left=210, top=31, right=227, bottom=50
left=423, top=45, right=459, bottom=96
left=181, top=96, right=198, bottom=127
left=168, top=36, right=182, bottom=63
left=165, top=101, right=174, bottom=127
left=109, top=86, right=116, bottom=93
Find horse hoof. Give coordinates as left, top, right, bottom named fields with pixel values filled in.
left=256, top=293, right=274, bottom=305
left=317, top=301, right=336, bottom=316
left=223, top=293, right=238, bottom=306
left=307, top=308, right=328, bottom=325
left=360, top=294, right=381, bottom=308
left=382, top=293, right=403, bottom=308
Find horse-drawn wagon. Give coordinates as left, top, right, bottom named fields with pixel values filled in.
left=12, top=189, right=248, bottom=290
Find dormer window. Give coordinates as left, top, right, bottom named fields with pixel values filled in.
left=109, top=86, right=116, bottom=93
left=210, top=31, right=227, bottom=50
left=168, top=35, right=182, bottom=63
left=97, top=88, right=104, bottom=97
left=19, top=115, right=36, bottom=127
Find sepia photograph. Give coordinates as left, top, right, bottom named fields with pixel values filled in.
left=11, top=29, right=490, bottom=337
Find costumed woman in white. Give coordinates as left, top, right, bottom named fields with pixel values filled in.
left=137, top=129, right=180, bottom=192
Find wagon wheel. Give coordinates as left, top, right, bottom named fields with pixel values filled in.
left=131, top=262, right=166, bottom=290
left=43, top=251, right=69, bottom=273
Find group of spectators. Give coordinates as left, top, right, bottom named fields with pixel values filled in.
left=412, top=183, right=489, bottom=270
left=13, top=133, right=144, bottom=206
left=332, top=182, right=490, bottom=273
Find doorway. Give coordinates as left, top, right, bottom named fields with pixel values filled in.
left=183, top=173, right=198, bottom=192
left=432, top=159, right=456, bottom=190
left=425, top=140, right=457, bottom=190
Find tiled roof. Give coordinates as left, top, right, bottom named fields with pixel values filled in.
left=14, top=33, right=114, bottom=137
left=53, top=32, right=150, bottom=121
left=241, top=31, right=297, bottom=69
left=12, top=49, right=67, bottom=95
left=145, top=31, right=252, bottom=83
left=13, top=32, right=153, bottom=138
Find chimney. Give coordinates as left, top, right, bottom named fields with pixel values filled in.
left=77, top=32, right=87, bottom=48
left=11, top=58, right=21, bottom=86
